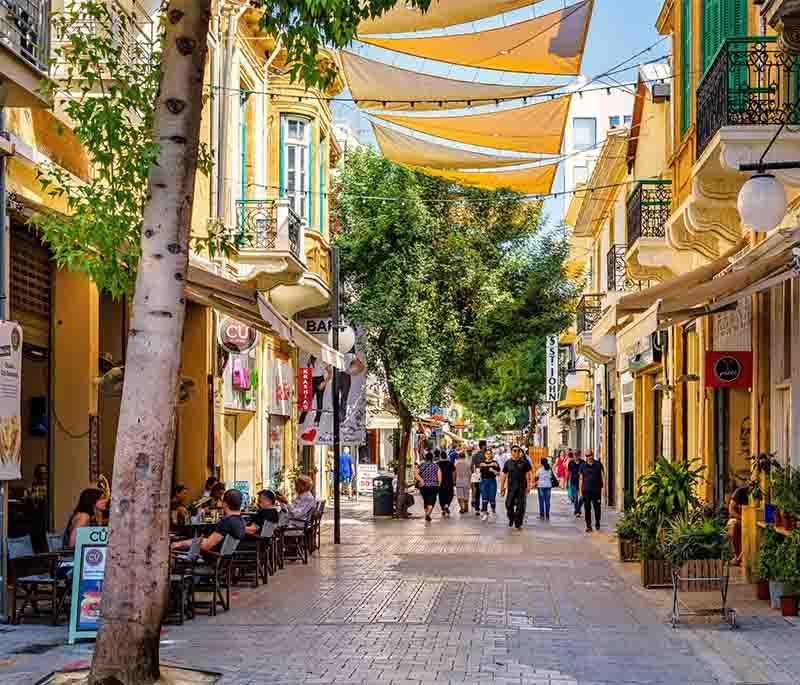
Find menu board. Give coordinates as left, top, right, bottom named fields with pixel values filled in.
left=68, top=526, right=108, bottom=643
left=357, top=464, right=378, bottom=495
left=0, top=321, right=22, bottom=480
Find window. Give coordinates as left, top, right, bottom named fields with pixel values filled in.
left=282, top=116, right=311, bottom=220
left=624, top=115, right=633, bottom=126
left=609, top=115, right=621, bottom=128
left=574, top=165, right=588, bottom=185
left=573, top=117, right=597, bottom=151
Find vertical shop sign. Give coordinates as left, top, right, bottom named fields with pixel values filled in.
left=545, top=335, right=559, bottom=403
left=298, top=367, right=313, bottom=413
left=68, top=526, right=108, bottom=643
left=0, top=321, right=22, bottom=480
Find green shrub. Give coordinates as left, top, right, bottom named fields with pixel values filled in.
left=636, top=458, right=703, bottom=518
left=758, top=527, right=784, bottom=581
left=776, top=531, right=800, bottom=583
left=664, top=511, right=731, bottom=566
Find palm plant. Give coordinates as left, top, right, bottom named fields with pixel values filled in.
left=664, top=511, right=731, bottom=566
left=636, top=458, right=704, bottom=518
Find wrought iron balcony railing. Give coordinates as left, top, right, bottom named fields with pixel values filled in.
left=606, top=244, right=652, bottom=292
left=626, top=180, right=671, bottom=246
left=234, top=199, right=303, bottom=262
left=697, top=37, right=799, bottom=156
left=576, top=294, right=603, bottom=335
left=0, top=0, right=50, bottom=73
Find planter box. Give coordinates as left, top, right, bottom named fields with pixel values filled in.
left=676, top=559, right=725, bottom=592
left=619, top=538, right=641, bottom=562
left=641, top=558, right=671, bottom=588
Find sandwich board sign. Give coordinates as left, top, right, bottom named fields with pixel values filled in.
left=68, top=526, right=108, bottom=643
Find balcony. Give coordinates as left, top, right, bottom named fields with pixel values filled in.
left=696, top=37, right=798, bottom=157
left=0, top=0, right=51, bottom=107
left=576, top=294, right=603, bottom=335
left=233, top=199, right=307, bottom=291
left=606, top=244, right=652, bottom=293
left=625, top=180, right=679, bottom=283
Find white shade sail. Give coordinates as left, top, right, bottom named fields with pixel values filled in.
left=372, top=122, right=544, bottom=169
left=340, top=51, right=557, bottom=112
left=358, top=0, right=543, bottom=35
left=359, top=1, right=593, bottom=75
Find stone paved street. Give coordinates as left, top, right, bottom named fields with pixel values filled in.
left=1, top=491, right=799, bottom=684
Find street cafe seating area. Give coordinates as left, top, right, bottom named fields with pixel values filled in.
left=4, top=501, right=327, bottom=626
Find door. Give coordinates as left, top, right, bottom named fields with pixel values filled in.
left=623, top=412, right=635, bottom=507
left=713, top=389, right=729, bottom=507
left=606, top=399, right=616, bottom=508
left=575, top=418, right=584, bottom=453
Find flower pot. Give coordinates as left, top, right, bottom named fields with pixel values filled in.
left=765, top=504, right=776, bottom=524
left=756, top=579, right=771, bottom=601
left=769, top=581, right=785, bottom=609
left=780, top=595, right=799, bottom=617
left=785, top=516, right=797, bottom=531
left=641, top=558, right=671, bottom=588
left=619, top=538, right=641, bottom=562
left=775, top=511, right=784, bottom=528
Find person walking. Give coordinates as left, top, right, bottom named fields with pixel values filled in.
left=567, top=450, right=584, bottom=517
left=479, top=448, right=501, bottom=522
left=415, top=450, right=441, bottom=522
left=471, top=440, right=486, bottom=515
left=437, top=449, right=456, bottom=517
left=454, top=451, right=472, bottom=514
left=535, top=458, right=556, bottom=520
left=500, top=445, right=533, bottom=529
left=579, top=449, right=605, bottom=532
left=555, top=450, right=568, bottom=488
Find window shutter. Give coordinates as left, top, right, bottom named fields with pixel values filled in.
left=279, top=115, right=285, bottom=198
left=318, top=141, right=324, bottom=234
left=308, top=133, right=314, bottom=225
left=702, top=0, right=722, bottom=74
left=681, top=0, right=692, bottom=134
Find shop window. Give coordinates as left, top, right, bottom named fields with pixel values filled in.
left=609, top=115, right=621, bottom=128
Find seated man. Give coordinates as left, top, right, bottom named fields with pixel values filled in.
left=172, top=489, right=245, bottom=555
left=245, top=489, right=280, bottom=535
left=277, top=475, right=316, bottom=528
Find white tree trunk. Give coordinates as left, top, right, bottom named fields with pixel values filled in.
left=89, top=3, right=211, bottom=683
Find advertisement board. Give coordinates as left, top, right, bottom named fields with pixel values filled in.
left=68, top=526, right=108, bottom=643
left=297, top=367, right=313, bottom=413
left=270, top=358, right=293, bottom=416
left=357, top=464, right=379, bottom=495
left=545, top=335, right=559, bottom=403
left=297, top=318, right=367, bottom=446
left=0, top=321, right=22, bottom=480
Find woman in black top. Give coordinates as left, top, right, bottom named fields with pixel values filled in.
left=437, top=449, right=456, bottom=517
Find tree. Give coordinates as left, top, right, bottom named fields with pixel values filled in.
left=334, top=148, right=549, bottom=505
left=37, top=2, right=430, bottom=683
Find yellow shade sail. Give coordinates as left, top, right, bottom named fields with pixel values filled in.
left=360, top=1, right=593, bottom=75
left=419, top=163, right=558, bottom=195
left=373, top=122, right=544, bottom=169
left=340, top=51, right=557, bottom=112
left=374, top=96, right=570, bottom=155
left=358, top=0, right=542, bottom=35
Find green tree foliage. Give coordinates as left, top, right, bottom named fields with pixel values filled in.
left=255, top=0, right=431, bottom=88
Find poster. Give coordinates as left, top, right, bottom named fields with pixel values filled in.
left=271, top=358, right=293, bottom=416
left=297, top=318, right=367, bottom=446
left=357, top=463, right=378, bottom=495
left=705, top=351, right=753, bottom=389
left=0, top=321, right=22, bottom=480
left=545, top=334, right=559, bottom=403
left=68, top=526, right=108, bottom=643
left=233, top=479, right=250, bottom=507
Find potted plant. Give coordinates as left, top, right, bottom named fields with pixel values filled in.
left=759, top=527, right=786, bottom=609
left=775, top=531, right=800, bottom=616
left=615, top=506, right=645, bottom=562
left=772, top=466, right=790, bottom=529
left=664, top=511, right=731, bottom=592
left=635, top=458, right=703, bottom=588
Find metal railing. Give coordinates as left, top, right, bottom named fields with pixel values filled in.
left=697, top=37, right=800, bottom=156
left=234, top=199, right=303, bottom=262
left=0, top=0, right=50, bottom=73
left=606, top=244, right=652, bottom=292
left=626, top=180, right=671, bottom=246
left=576, top=294, right=603, bottom=335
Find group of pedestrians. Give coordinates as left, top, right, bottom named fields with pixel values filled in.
left=558, top=448, right=605, bottom=533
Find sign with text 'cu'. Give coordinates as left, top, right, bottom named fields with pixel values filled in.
left=545, top=335, right=559, bottom=403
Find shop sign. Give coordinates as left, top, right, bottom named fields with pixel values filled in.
left=713, top=299, right=751, bottom=352
left=705, top=351, right=752, bottom=389
left=68, top=526, right=108, bottom=644
left=545, top=335, right=559, bottom=403
left=218, top=317, right=258, bottom=354
left=298, top=367, right=313, bottom=413
left=271, top=359, right=293, bottom=416
left=0, top=321, right=22, bottom=480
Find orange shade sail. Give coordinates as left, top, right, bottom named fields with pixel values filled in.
left=359, top=1, right=593, bottom=75
left=358, top=0, right=543, bottom=35
left=374, top=96, right=570, bottom=155
left=340, top=51, right=557, bottom=112
left=419, top=163, right=558, bottom=195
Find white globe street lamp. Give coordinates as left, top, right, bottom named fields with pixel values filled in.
left=737, top=173, right=787, bottom=234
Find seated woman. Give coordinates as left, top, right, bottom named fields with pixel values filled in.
left=209, top=482, right=226, bottom=509
left=62, top=488, right=109, bottom=550
left=245, top=489, right=280, bottom=535
left=170, top=484, right=191, bottom=527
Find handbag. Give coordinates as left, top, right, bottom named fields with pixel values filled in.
left=550, top=471, right=560, bottom=489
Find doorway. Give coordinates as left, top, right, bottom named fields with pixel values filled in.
left=623, top=412, right=635, bottom=507
left=606, top=399, right=616, bottom=508
left=713, top=389, right=728, bottom=507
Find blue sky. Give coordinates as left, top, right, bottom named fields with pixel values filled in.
left=332, top=0, right=666, bottom=228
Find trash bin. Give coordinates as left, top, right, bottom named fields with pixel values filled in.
left=373, top=475, right=394, bottom=517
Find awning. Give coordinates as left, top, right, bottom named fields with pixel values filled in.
left=418, top=162, right=558, bottom=194
left=359, top=1, right=593, bottom=76
left=615, top=239, right=749, bottom=313
left=341, top=51, right=555, bottom=112
left=358, top=0, right=542, bottom=35
left=374, top=96, right=570, bottom=155
left=558, top=389, right=586, bottom=409
left=372, top=122, right=544, bottom=170
left=186, top=265, right=345, bottom=370
left=617, top=302, right=661, bottom=372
